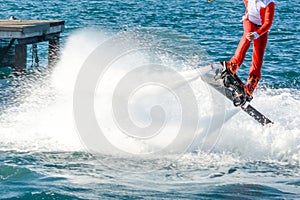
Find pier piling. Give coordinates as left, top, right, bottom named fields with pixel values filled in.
left=0, top=19, right=65, bottom=75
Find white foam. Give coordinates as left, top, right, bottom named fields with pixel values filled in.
left=215, top=88, right=300, bottom=163
left=0, top=29, right=299, bottom=164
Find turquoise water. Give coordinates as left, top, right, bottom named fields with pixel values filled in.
left=1, top=0, right=300, bottom=199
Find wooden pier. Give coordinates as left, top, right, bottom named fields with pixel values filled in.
left=0, top=19, right=64, bottom=75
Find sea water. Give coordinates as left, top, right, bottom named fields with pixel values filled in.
left=0, top=0, right=300, bottom=199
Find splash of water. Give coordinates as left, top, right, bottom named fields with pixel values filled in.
left=0, top=29, right=299, bottom=164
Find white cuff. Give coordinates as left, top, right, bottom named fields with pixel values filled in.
left=253, top=32, right=260, bottom=39
left=242, top=14, right=247, bottom=21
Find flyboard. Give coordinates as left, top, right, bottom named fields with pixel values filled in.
left=200, top=62, right=273, bottom=126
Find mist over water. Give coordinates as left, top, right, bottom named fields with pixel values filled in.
left=1, top=29, right=299, bottom=162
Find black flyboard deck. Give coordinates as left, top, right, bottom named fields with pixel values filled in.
left=200, top=63, right=273, bottom=126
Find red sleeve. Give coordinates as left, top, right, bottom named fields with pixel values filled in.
left=256, top=2, right=275, bottom=36
left=244, top=0, right=248, bottom=12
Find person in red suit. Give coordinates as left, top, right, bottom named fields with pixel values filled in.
left=222, top=0, right=275, bottom=97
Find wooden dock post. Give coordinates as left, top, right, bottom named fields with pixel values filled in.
left=48, top=34, right=60, bottom=68
left=0, top=19, right=65, bottom=75
left=14, top=44, right=27, bottom=74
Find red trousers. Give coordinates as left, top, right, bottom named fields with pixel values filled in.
left=230, top=18, right=268, bottom=81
